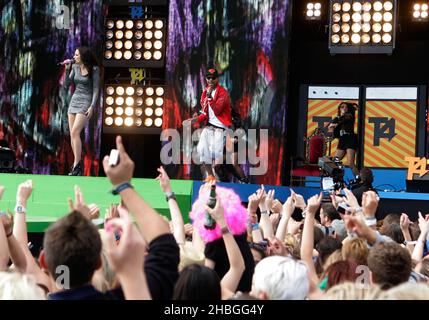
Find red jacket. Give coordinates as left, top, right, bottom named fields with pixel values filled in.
left=196, top=84, right=232, bottom=127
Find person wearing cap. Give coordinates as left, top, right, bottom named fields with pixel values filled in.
left=186, top=68, right=232, bottom=182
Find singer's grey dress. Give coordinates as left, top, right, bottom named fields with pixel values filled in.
left=65, top=64, right=100, bottom=114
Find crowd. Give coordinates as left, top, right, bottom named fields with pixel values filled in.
left=0, top=135, right=428, bottom=300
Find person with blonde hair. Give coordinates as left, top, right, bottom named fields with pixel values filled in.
left=0, top=272, right=46, bottom=300
left=342, top=237, right=369, bottom=266
left=323, top=282, right=383, bottom=300
left=378, top=282, right=429, bottom=300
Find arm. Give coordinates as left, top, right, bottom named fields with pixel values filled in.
left=90, top=66, right=100, bottom=108
left=6, top=235, right=27, bottom=273
left=275, top=196, right=294, bottom=242
left=0, top=215, right=10, bottom=271
left=411, top=212, right=429, bottom=262
left=259, top=189, right=275, bottom=240
left=103, top=136, right=170, bottom=244
left=64, top=64, right=75, bottom=89
left=205, top=199, right=245, bottom=297
left=400, top=213, right=414, bottom=254
left=156, top=166, right=186, bottom=245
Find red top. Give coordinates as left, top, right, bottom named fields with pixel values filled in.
left=196, top=84, right=232, bottom=127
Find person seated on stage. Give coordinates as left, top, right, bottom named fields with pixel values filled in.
left=351, top=167, right=376, bottom=206
left=328, top=102, right=359, bottom=176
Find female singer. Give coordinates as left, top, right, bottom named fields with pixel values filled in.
left=328, top=102, right=359, bottom=176
left=63, top=47, right=100, bottom=176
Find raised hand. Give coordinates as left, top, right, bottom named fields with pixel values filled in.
left=16, top=180, right=33, bottom=204
left=102, top=136, right=135, bottom=186
left=1, top=211, right=13, bottom=236
left=306, top=193, right=322, bottom=216
left=264, top=189, right=275, bottom=213
left=361, top=191, right=379, bottom=218
left=291, top=188, right=306, bottom=209
left=271, top=199, right=283, bottom=214
left=68, top=185, right=96, bottom=220
left=156, top=166, right=172, bottom=193
left=205, top=197, right=226, bottom=226
left=399, top=213, right=412, bottom=231
left=343, top=188, right=359, bottom=208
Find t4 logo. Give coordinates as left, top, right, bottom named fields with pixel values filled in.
left=369, top=117, right=396, bottom=146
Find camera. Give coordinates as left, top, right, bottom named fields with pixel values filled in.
left=319, top=156, right=345, bottom=202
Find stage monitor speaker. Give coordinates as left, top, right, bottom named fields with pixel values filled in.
left=406, top=179, right=429, bottom=193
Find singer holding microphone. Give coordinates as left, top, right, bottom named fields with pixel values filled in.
left=62, top=47, right=100, bottom=176
left=184, top=68, right=232, bottom=182
left=328, top=101, right=359, bottom=176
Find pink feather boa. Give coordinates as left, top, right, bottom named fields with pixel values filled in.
left=190, top=186, right=248, bottom=243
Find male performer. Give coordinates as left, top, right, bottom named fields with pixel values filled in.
left=186, top=68, right=232, bottom=181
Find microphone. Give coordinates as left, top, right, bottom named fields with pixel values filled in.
left=58, top=58, right=74, bottom=66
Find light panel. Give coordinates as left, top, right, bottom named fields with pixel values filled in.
left=412, top=2, right=429, bottom=21
left=306, top=2, right=322, bottom=20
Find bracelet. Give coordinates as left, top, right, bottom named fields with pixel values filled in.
left=111, top=182, right=134, bottom=195
left=165, top=191, right=176, bottom=202
left=221, top=226, right=230, bottom=235
left=260, top=210, right=269, bottom=215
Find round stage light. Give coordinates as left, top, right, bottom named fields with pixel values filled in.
left=373, top=12, right=382, bottom=22
left=125, top=107, right=134, bottom=116
left=115, top=107, right=124, bottom=116
left=382, top=33, right=392, bottom=43
left=315, top=10, right=321, bottom=18
left=333, top=3, right=341, bottom=12
left=144, top=30, right=153, bottom=40
left=106, top=20, right=114, bottom=29
left=155, top=107, right=163, bottom=117
left=104, top=50, right=112, bottom=59
left=125, top=30, right=133, bottom=39
left=136, top=20, right=143, bottom=29
left=134, top=51, right=142, bottom=60
left=153, top=51, right=162, bottom=60
left=125, top=20, right=134, bottom=29
left=352, top=2, right=362, bottom=12
left=307, top=10, right=314, bottom=17
left=124, top=40, right=132, bottom=50
left=384, top=1, right=393, bottom=11
left=154, top=40, right=163, bottom=50
left=154, top=30, right=163, bottom=39
left=372, top=23, right=382, bottom=33
left=143, top=51, right=152, bottom=60
left=352, top=13, right=361, bottom=22
left=144, top=41, right=152, bottom=49
left=307, top=3, right=314, bottom=10
left=106, top=86, right=114, bottom=95
left=372, top=33, right=381, bottom=43
left=106, top=41, right=113, bottom=49
left=351, top=33, right=361, bottom=44
left=114, top=41, right=123, bottom=49
left=332, top=24, right=340, bottom=33
left=413, top=11, right=421, bottom=18
left=116, top=86, right=125, bottom=95
left=342, top=2, right=351, bottom=11
left=145, top=20, right=154, bottom=29
left=362, top=12, right=371, bottom=22
left=146, top=97, right=154, bottom=106
left=342, top=13, right=351, bottom=22
left=135, top=118, right=142, bottom=126
left=331, top=34, right=340, bottom=44
left=124, top=117, right=134, bottom=127
left=363, top=2, right=372, bottom=11
left=115, top=97, right=124, bottom=106
left=156, top=87, right=164, bottom=96
left=361, top=34, right=370, bottom=43
left=362, top=23, right=371, bottom=32
left=106, top=30, right=114, bottom=39
left=155, top=20, right=164, bottom=29
left=351, top=23, right=361, bottom=33
left=422, top=11, right=429, bottom=18
left=341, top=34, right=350, bottom=43
left=144, top=118, right=153, bottom=127
left=116, top=20, right=124, bottom=29
left=413, top=4, right=421, bottom=11
left=155, top=97, right=164, bottom=106
left=383, top=22, right=392, bottom=32
left=136, top=87, right=144, bottom=96
left=333, top=13, right=341, bottom=23
left=383, top=12, right=393, bottom=22
left=341, top=23, right=350, bottom=33
left=135, top=41, right=143, bottom=49
left=124, top=51, right=132, bottom=60
left=115, top=117, right=124, bottom=127
left=126, top=87, right=135, bottom=96
left=314, top=3, right=321, bottom=10
left=125, top=97, right=134, bottom=106
left=154, top=118, right=163, bottom=127
left=106, top=96, right=114, bottom=105
left=136, top=97, right=143, bottom=106
left=145, top=107, right=154, bottom=116
left=146, top=87, right=154, bottom=96
left=105, top=117, right=113, bottom=126
left=373, top=1, right=383, bottom=11
left=422, top=4, right=429, bottom=11
left=135, top=31, right=143, bottom=40
left=115, top=30, right=124, bottom=39
left=105, top=107, right=114, bottom=115
left=135, top=108, right=143, bottom=116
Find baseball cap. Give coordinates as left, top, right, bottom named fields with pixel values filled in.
left=206, top=68, right=219, bottom=78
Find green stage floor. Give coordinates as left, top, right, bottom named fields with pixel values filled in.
left=0, top=174, right=193, bottom=232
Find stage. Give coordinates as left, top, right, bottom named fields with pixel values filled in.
left=1, top=172, right=427, bottom=233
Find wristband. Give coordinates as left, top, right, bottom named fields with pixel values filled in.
left=221, top=226, right=230, bottom=235
left=252, top=223, right=260, bottom=230
left=260, top=210, right=269, bottom=215
left=111, top=182, right=134, bottom=195
left=165, top=191, right=176, bottom=202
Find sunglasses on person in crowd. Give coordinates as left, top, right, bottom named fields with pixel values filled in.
left=206, top=76, right=217, bottom=80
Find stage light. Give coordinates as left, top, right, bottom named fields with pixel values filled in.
left=103, top=84, right=166, bottom=133
left=329, top=0, right=397, bottom=54
left=305, top=2, right=322, bottom=20
left=412, top=2, right=429, bottom=21
left=103, top=18, right=167, bottom=67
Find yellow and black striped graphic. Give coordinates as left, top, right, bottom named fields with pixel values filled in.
left=307, top=99, right=359, bottom=164
left=364, top=101, right=417, bottom=168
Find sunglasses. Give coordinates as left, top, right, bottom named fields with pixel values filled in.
left=206, top=76, right=217, bottom=80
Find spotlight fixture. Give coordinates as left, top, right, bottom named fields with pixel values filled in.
left=103, top=84, right=165, bottom=133
left=329, top=0, right=397, bottom=54
left=412, top=2, right=429, bottom=21
left=306, top=2, right=322, bottom=20
left=103, top=18, right=166, bottom=67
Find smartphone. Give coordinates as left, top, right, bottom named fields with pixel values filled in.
left=337, top=202, right=349, bottom=214
left=109, top=149, right=120, bottom=167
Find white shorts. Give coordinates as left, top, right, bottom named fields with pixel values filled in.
left=197, top=126, right=225, bottom=164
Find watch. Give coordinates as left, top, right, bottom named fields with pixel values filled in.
left=165, top=191, right=176, bottom=202
left=14, top=204, right=26, bottom=214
